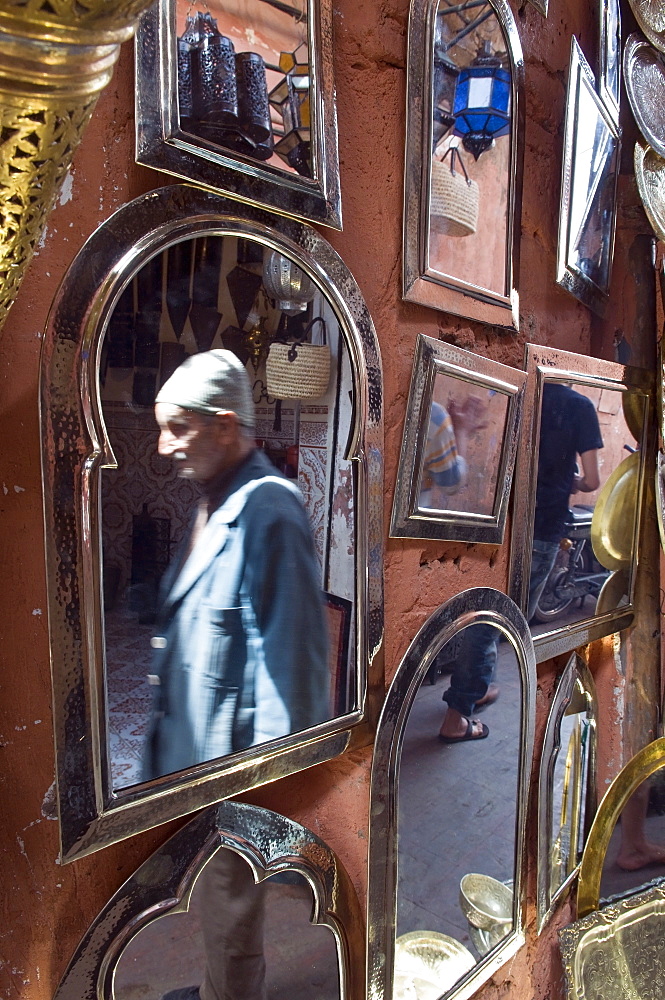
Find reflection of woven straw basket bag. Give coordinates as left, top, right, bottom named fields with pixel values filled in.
left=266, top=317, right=330, bottom=400
left=430, top=152, right=479, bottom=238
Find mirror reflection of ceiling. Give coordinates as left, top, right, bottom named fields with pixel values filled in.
left=396, top=623, right=521, bottom=998
left=101, top=234, right=356, bottom=790
left=528, top=382, right=641, bottom=639
left=114, top=846, right=340, bottom=1000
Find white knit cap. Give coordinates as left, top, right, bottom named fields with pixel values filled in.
left=156, top=350, right=255, bottom=429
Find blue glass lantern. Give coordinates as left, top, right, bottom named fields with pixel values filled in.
left=453, top=42, right=510, bottom=160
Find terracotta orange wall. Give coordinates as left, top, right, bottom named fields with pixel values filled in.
left=0, top=0, right=660, bottom=997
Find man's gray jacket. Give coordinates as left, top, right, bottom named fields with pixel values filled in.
left=143, top=450, right=330, bottom=780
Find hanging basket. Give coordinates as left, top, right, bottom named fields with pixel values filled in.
left=265, top=318, right=330, bottom=400
left=430, top=156, right=479, bottom=238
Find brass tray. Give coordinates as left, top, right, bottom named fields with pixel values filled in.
left=560, top=882, right=665, bottom=1000
left=591, top=451, right=640, bottom=571
left=628, top=0, right=665, bottom=54
left=635, top=142, right=665, bottom=242
left=624, top=33, right=665, bottom=158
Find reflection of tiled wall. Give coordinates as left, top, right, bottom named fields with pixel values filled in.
left=102, top=406, right=198, bottom=602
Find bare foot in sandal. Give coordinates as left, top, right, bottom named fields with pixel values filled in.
left=438, top=707, right=489, bottom=743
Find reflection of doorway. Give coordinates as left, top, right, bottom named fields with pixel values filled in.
left=100, top=235, right=356, bottom=789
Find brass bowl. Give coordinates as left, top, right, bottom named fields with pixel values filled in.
left=394, top=931, right=476, bottom=1000
left=459, top=873, right=513, bottom=932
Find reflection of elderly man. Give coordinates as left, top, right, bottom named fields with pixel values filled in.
left=147, top=350, right=330, bottom=1000
left=143, top=349, right=330, bottom=780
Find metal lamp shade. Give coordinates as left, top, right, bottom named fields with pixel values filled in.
left=453, top=55, right=511, bottom=160
left=262, top=249, right=316, bottom=313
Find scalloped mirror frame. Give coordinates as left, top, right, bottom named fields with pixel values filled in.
left=40, top=183, right=384, bottom=862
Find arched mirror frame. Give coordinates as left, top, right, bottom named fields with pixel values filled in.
left=537, top=651, right=598, bottom=932
left=366, top=588, right=536, bottom=1000
left=40, top=183, right=384, bottom=862
left=402, top=0, right=525, bottom=330
left=53, top=799, right=365, bottom=1000
left=509, top=343, right=653, bottom=664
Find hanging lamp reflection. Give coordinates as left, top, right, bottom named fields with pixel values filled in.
left=453, top=41, right=510, bottom=160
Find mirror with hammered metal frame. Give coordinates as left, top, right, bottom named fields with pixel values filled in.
left=402, top=0, right=525, bottom=329
left=135, top=0, right=341, bottom=228
left=556, top=37, right=621, bottom=316
left=537, top=652, right=597, bottom=933
left=509, top=344, right=652, bottom=665
left=53, top=800, right=364, bottom=1000
left=390, top=335, right=526, bottom=543
left=367, top=588, right=535, bottom=1000
left=40, top=184, right=383, bottom=862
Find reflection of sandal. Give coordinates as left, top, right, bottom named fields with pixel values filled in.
left=438, top=717, right=489, bottom=743
left=475, top=683, right=500, bottom=711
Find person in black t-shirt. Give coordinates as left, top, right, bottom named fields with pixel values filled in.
left=438, top=382, right=603, bottom=743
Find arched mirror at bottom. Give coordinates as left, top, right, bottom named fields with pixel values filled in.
left=53, top=802, right=364, bottom=1000
left=367, top=588, right=535, bottom=1000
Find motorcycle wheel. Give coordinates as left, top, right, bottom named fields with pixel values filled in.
left=532, top=567, right=577, bottom=623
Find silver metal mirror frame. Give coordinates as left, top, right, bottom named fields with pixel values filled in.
left=509, top=343, right=652, bottom=665
left=402, top=0, right=525, bottom=330
left=389, top=334, right=527, bottom=543
left=556, top=36, right=621, bottom=317
left=53, top=800, right=365, bottom=1000
left=40, top=183, right=383, bottom=862
left=135, top=0, right=342, bottom=229
left=366, top=588, right=536, bottom=1000
left=537, top=651, right=598, bottom=933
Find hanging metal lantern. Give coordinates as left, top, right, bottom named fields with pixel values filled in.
left=262, top=250, right=316, bottom=314
left=269, top=43, right=312, bottom=176
left=453, top=41, right=510, bottom=161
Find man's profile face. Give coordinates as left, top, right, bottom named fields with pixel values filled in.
left=155, top=402, right=229, bottom=483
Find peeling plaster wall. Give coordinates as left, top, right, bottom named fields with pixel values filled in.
left=0, top=0, right=661, bottom=998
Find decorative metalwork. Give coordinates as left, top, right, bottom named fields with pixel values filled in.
left=625, top=35, right=665, bottom=160
left=402, top=0, right=525, bottom=329
left=599, top=0, right=621, bottom=123
left=40, top=184, right=384, bottom=861
left=0, top=0, right=155, bottom=333
left=556, top=37, right=621, bottom=316
left=390, top=334, right=526, bottom=544
left=135, top=0, right=342, bottom=229
left=627, top=0, right=665, bottom=55
left=560, top=882, right=665, bottom=1000
left=634, top=141, right=665, bottom=242
left=537, top=652, right=598, bottom=932
left=367, top=588, right=536, bottom=1000
left=509, top=344, right=652, bottom=665
left=53, top=800, right=365, bottom=1000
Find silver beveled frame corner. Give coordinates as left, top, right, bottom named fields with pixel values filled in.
left=53, top=800, right=365, bottom=1000
left=402, top=0, right=525, bottom=330
left=390, top=335, right=526, bottom=543
left=537, top=650, right=598, bottom=934
left=556, top=36, right=621, bottom=317
left=135, top=0, right=342, bottom=230
left=598, top=0, right=621, bottom=125
left=40, top=183, right=383, bottom=862
left=509, top=343, right=653, bottom=665
left=367, top=588, right=536, bottom=1000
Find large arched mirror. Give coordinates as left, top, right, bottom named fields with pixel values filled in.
left=367, top=588, right=535, bottom=1000
left=53, top=801, right=364, bottom=1000
left=41, top=184, right=383, bottom=861
left=402, top=0, right=524, bottom=329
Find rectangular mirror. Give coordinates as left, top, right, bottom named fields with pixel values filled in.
left=403, top=0, right=525, bottom=329
left=390, top=335, right=526, bottom=543
left=509, top=344, right=652, bottom=664
left=135, top=0, right=342, bottom=228
left=556, top=37, right=621, bottom=315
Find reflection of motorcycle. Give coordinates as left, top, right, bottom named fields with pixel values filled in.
left=532, top=505, right=611, bottom=624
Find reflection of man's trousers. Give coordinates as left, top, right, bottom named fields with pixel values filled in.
left=199, top=848, right=267, bottom=1000
left=442, top=539, right=560, bottom=717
